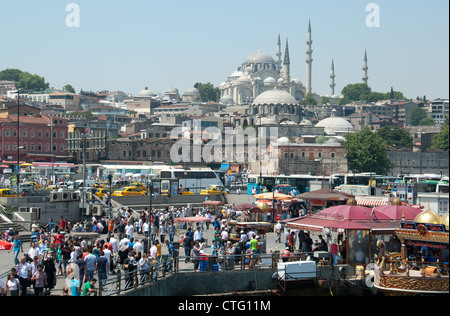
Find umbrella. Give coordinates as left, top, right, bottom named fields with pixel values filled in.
left=373, top=205, right=423, bottom=221
left=235, top=203, right=259, bottom=211
left=174, top=216, right=211, bottom=223
left=0, top=240, right=12, bottom=251
left=316, top=205, right=391, bottom=221
left=253, top=192, right=292, bottom=200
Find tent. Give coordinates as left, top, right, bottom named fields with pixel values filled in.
left=315, top=204, right=391, bottom=221
left=373, top=205, right=423, bottom=221
left=253, top=192, right=292, bottom=200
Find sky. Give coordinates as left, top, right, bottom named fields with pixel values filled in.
left=1, top=0, right=448, bottom=100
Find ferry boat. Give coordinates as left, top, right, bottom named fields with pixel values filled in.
left=369, top=207, right=449, bottom=296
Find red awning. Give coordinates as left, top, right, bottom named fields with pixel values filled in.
left=174, top=216, right=211, bottom=223
left=286, top=216, right=371, bottom=231
left=356, top=198, right=389, bottom=207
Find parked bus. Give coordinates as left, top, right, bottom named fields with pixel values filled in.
left=159, top=168, right=224, bottom=194
left=246, top=174, right=324, bottom=195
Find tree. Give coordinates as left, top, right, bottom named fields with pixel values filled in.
left=300, top=93, right=318, bottom=106
left=432, top=116, right=449, bottom=152
left=344, top=127, right=392, bottom=174
left=17, top=72, right=49, bottom=91
left=0, top=68, right=49, bottom=91
left=63, top=84, right=76, bottom=93
left=0, top=68, right=23, bottom=82
left=194, top=82, right=220, bottom=102
left=409, top=106, right=429, bottom=126
left=419, top=117, right=435, bottom=126
left=376, top=126, right=413, bottom=149
left=341, top=83, right=372, bottom=102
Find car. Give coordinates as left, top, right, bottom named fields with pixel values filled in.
left=200, top=186, right=229, bottom=195
left=92, top=188, right=110, bottom=198
left=0, top=189, right=18, bottom=197
left=181, top=188, right=194, bottom=195
left=24, top=181, right=40, bottom=189
left=19, top=183, right=35, bottom=190
left=111, top=187, right=146, bottom=197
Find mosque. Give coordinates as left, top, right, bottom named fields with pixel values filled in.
left=218, top=21, right=369, bottom=127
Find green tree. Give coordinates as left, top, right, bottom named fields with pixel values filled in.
left=0, top=68, right=23, bottom=82
left=17, top=72, right=49, bottom=91
left=409, top=106, right=429, bottom=126
left=63, top=84, right=76, bottom=93
left=419, top=117, right=435, bottom=126
left=375, top=126, right=413, bottom=149
left=341, top=83, right=372, bottom=101
left=0, top=68, right=49, bottom=91
left=345, top=127, right=392, bottom=174
left=194, top=82, right=220, bottom=102
left=432, top=116, right=449, bottom=152
left=300, top=93, right=318, bottom=106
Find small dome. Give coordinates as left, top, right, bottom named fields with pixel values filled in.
left=299, top=119, right=313, bottom=126
left=391, top=197, right=402, bottom=206
left=414, top=206, right=442, bottom=225
left=346, top=198, right=358, bottom=206
left=236, top=75, right=251, bottom=83
left=220, top=95, right=235, bottom=105
left=316, top=117, right=355, bottom=135
left=442, top=212, right=449, bottom=230
left=138, top=87, right=155, bottom=98
left=263, top=77, right=276, bottom=84
left=256, top=201, right=270, bottom=211
left=292, top=78, right=303, bottom=86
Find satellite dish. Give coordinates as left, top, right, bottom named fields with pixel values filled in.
left=364, top=263, right=378, bottom=288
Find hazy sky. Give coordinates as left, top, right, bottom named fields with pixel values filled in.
left=1, top=0, right=448, bottom=100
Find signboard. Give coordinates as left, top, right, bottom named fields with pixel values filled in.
left=14, top=164, right=20, bottom=175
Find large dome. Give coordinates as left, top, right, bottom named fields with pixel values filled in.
left=252, top=89, right=298, bottom=106
left=316, top=117, right=355, bottom=135
left=243, top=50, right=276, bottom=65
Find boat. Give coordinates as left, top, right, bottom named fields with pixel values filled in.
left=367, top=207, right=449, bottom=296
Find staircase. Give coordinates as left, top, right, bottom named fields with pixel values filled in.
left=0, top=204, right=32, bottom=242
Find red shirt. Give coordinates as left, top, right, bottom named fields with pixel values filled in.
left=54, top=234, right=64, bottom=245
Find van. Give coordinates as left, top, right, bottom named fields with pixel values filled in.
left=74, top=179, right=96, bottom=188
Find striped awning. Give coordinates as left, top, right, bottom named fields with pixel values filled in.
left=356, top=198, right=389, bottom=207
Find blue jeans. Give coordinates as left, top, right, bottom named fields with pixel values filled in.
left=86, top=270, right=95, bottom=281
left=13, top=250, right=20, bottom=265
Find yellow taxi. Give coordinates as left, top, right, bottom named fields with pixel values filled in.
left=0, top=189, right=18, bottom=197
left=24, top=181, right=40, bottom=189
left=93, top=188, right=109, bottom=198
left=200, top=186, right=228, bottom=195
left=112, top=186, right=146, bottom=197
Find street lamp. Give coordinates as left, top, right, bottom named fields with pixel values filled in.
left=147, top=178, right=153, bottom=213
left=48, top=116, right=55, bottom=184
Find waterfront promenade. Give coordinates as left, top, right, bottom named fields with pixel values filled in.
left=0, top=202, right=302, bottom=296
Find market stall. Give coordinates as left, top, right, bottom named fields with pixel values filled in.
left=298, top=188, right=354, bottom=213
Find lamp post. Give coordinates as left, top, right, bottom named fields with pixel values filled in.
left=16, top=90, right=20, bottom=197
left=48, top=116, right=55, bottom=184
left=147, top=179, right=153, bottom=213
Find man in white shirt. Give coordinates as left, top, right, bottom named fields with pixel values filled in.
left=102, top=245, right=112, bottom=265
left=133, top=239, right=144, bottom=261
left=17, top=256, right=32, bottom=296
left=150, top=244, right=157, bottom=261
left=125, top=223, right=134, bottom=240
left=193, top=226, right=202, bottom=242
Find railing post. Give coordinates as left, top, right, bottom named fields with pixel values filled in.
left=116, top=270, right=121, bottom=296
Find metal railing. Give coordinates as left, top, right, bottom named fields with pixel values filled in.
left=82, top=251, right=324, bottom=296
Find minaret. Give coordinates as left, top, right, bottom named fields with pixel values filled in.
left=362, top=50, right=369, bottom=85
left=305, top=20, right=313, bottom=95
left=330, top=59, right=336, bottom=96
left=276, top=34, right=282, bottom=72
left=282, top=38, right=291, bottom=82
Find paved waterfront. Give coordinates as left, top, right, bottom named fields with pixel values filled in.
left=0, top=193, right=325, bottom=296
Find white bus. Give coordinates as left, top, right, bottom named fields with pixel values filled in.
left=159, top=168, right=224, bottom=194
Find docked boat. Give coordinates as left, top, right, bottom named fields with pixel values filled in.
left=368, top=207, right=449, bottom=296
